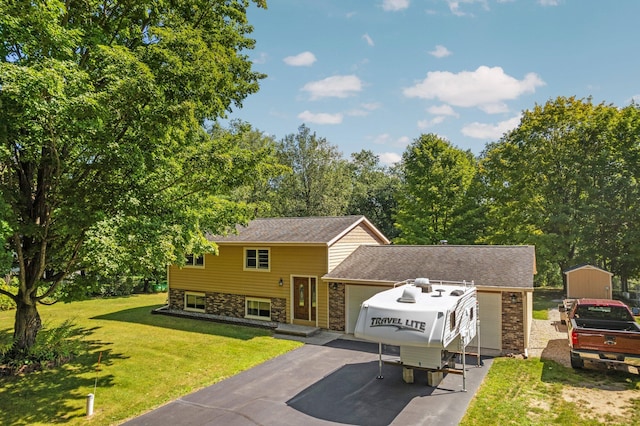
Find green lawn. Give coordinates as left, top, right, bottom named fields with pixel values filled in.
left=461, top=287, right=640, bottom=426
left=532, top=287, right=565, bottom=320
left=460, top=357, right=640, bottom=426
left=0, top=294, right=302, bottom=425
left=2, top=291, right=638, bottom=426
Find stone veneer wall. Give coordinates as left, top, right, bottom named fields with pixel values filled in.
left=270, top=297, right=286, bottom=323
left=169, top=288, right=185, bottom=310
left=207, top=292, right=244, bottom=317
left=501, top=291, right=525, bottom=353
left=168, top=288, right=285, bottom=323
left=328, top=282, right=346, bottom=331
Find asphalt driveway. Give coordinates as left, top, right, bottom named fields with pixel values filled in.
left=123, top=336, right=492, bottom=426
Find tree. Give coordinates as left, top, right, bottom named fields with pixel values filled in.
left=394, top=134, right=477, bottom=245
left=223, top=120, right=289, bottom=217
left=270, top=124, right=351, bottom=217
left=0, top=0, right=268, bottom=356
left=578, top=103, right=640, bottom=291
left=346, top=150, right=400, bottom=239
left=479, top=97, right=640, bottom=289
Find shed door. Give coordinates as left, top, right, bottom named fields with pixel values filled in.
left=346, top=285, right=386, bottom=334
left=469, top=292, right=502, bottom=351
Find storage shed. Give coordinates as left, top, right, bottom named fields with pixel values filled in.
left=564, top=264, right=613, bottom=299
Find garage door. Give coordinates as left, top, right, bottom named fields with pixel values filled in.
left=469, top=292, right=502, bottom=351
left=345, top=285, right=387, bottom=334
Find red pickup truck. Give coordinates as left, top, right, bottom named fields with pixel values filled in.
left=566, top=298, right=640, bottom=369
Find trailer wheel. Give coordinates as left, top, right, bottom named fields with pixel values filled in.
left=570, top=354, right=584, bottom=369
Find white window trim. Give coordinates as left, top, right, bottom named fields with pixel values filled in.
left=184, top=254, right=205, bottom=268
left=243, top=247, right=270, bottom=272
left=245, top=297, right=271, bottom=321
left=185, top=292, right=206, bottom=312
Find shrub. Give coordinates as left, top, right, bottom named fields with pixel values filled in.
left=0, top=319, right=87, bottom=375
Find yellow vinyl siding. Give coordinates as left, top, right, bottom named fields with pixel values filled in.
left=317, top=280, right=328, bottom=329
left=169, top=244, right=329, bottom=325
left=328, top=224, right=387, bottom=271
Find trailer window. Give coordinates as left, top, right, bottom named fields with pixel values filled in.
left=450, top=311, right=456, bottom=331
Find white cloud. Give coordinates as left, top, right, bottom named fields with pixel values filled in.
left=372, top=133, right=392, bottom=144
left=379, top=152, right=402, bottom=165
left=362, top=102, right=382, bottom=111
left=403, top=66, right=545, bottom=113
left=428, top=104, right=458, bottom=116
left=418, top=116, right=447, bottom=129
left=429, top=45, right=452, bottom=58
left=629, top=94, right=640, bottom=104
left=252, top=52, right=268, bottom=64
left=447, top=0, right=489, bottom=16
left=538, top=0, right=560, bottom=6
left=372, top=134, right=411, bottom=148
left=362, top=33, right=375, bottom=47
left=283, top=51, right=317, bottom=67
left=302, top=75, right=363, bottom=100
left=297, top=110, right=343, bottom=124
left=348, top=102, right=382, bottom=117
left=382, top=0, right=410, bottom=11
left=461, top=114, right=522, bottom=139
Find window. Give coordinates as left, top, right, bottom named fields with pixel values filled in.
left=185, top=292, right=205, bottom=312
left=185, top=254, right=204, bottom=267
left=450, top=311, right=456, bottom=331
left=244, top=248, right=270, bottom=271
left=246, top=298, right=271, bottom=320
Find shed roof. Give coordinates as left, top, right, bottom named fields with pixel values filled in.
left=323, top=245, right=536, bottom=289
left=563, top=264, right=613, bottom=276
left=210, top=215, right=389, bottom=246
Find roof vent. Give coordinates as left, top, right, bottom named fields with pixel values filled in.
left=398, top=286, right=421, bottom=303
left=415, top=277, right=432, bottom=293
left=450, top=289, right=464, bottom=297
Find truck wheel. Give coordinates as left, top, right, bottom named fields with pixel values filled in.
left=570, top=354, right=584, bottom=369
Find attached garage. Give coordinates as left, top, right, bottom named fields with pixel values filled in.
left=324, top=245, right=536, bottom=355
left=345, top=285, right=390, bottom=333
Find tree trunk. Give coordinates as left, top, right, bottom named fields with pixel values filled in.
left=10, top=297, right=42, bottom=356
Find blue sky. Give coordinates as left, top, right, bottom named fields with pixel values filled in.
left=223, top=0, right=640, bottom=164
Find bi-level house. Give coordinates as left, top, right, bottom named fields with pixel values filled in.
left=166, top=215, right=536, bottom=355
left=167, top=216, right=389, bottom=328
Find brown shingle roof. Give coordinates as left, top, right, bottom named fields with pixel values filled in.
left=323, top=245, right=536, bottom=288
left=210, top=215, right=389, bottom=245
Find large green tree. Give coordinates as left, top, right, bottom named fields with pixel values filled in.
left=0, top=0, right=268, bottom=355
left=394, top=134, right=477, bottom=245
left=479, top=97, right=640, bottom=289
left=346, top=150, right=400, bottom=239
left=270, top=124, right=351, bottom=217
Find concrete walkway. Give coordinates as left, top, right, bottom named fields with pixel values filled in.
left=123, top=337, right=491, bottom=426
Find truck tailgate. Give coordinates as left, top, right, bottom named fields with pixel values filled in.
left=573, top=329, right=640, bottom=356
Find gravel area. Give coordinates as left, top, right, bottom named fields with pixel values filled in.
left=528, top=303, right=571, bottom=367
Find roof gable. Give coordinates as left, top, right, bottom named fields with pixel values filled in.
left=563, top=264, right=613, bottom=276
left=323, top=245, right=536, bottom=288
left=211, top=216, right=389, bottom=245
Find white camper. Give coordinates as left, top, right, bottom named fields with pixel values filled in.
left=354, top=278, right=478, bottom=372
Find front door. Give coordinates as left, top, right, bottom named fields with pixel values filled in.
left=293, top=277, right=316, bottom=321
